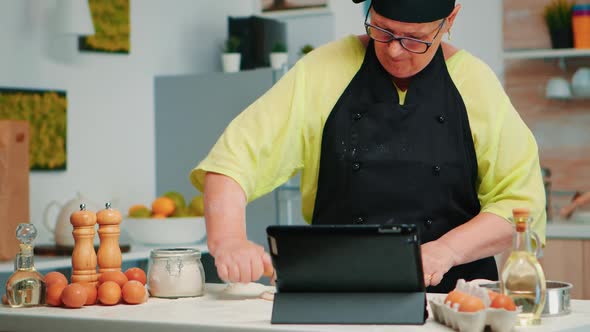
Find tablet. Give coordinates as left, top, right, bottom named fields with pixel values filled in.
left=266, top=224, right=425, bottom=293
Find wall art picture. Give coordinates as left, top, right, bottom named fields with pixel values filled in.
left=262, top=0, right=328, bottom=12
left=0, top=88, right=67, bottom=170
left=79, top=0, right=130, bottom=54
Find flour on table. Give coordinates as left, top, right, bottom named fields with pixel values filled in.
left=222, top=283, right=275, bottom=299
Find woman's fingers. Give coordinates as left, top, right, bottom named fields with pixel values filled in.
left=217, top=264, right=229, bottom=282
left=430, top=272, right=444, bottom=286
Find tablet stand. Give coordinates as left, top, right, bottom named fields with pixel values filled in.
left=271, top=291, right=427, bottom=324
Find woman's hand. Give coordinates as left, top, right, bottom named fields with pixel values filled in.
left=421, top=240, right=457, bottom=287
left=212, top=238, right=274, bottom=283
left=560, top=191, right=590, bottom=219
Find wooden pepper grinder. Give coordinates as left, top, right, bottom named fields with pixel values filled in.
left=96, top=202, right=123, bottom=274
left=70, top=204, right=98, bottom=285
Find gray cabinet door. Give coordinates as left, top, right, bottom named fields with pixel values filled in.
left=154, top=68, right=276, bottom=248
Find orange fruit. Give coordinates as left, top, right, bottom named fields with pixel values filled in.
left=44, top=271, right=68, bottom=288
left=98, top=281, right=121, bottom=306
left=98, top=271, right=128, bottom=288
left=125, top=267, right=147, bottom=285
left=80, top=283, right=98, bottom=305
left=122, top=280, right=147, bottom=304
left=46, top=284, right=67, bottom=307
left=152, top=197, right=175, bottom=216
left=61, top=283, right=87, bottom=308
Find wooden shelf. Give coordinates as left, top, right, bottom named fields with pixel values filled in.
left=503, top=48, right=590, bottom=60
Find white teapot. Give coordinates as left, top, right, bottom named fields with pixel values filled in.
left=42, top=192, right=102, bottom=247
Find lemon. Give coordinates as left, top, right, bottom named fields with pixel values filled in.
left=188, top=195, right=205, bottom=216
left=163, top=191, right=186, bottom=209
left=172, top=206, right=190, bottom=217
left=128, top=205, right=151, bottom=218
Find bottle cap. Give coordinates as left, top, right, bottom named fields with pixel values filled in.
left=512, top=207, right=530, bottom=219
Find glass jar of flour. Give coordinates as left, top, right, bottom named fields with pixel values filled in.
left=147, top=248, right=205, bottom=298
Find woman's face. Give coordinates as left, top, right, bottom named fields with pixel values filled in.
left=370, top=9, right=450, bottom=79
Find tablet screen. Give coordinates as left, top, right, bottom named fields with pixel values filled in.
left=266, top=224, right=425, bottom=293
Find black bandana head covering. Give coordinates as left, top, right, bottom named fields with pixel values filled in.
left=353, top=0, right=455, bottom=23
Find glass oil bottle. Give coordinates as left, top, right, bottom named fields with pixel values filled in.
left=5, top=223, right=46, bottom=307
left=500, top=208, right=546, bottom=326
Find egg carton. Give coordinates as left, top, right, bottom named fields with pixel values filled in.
left=429, top=280, right=519, bottom=332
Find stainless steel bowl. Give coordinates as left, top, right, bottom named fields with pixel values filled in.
left=479, top=280, right=572, bottom=316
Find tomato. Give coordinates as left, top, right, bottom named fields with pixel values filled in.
left=490, top=294, right=517, bottom=311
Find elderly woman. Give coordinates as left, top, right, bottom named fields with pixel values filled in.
left=190, top=0, right=546, bottom=293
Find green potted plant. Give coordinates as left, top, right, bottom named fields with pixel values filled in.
left=270, top=42, right=288, bottom=70
left=543, top=0, right=575, bottom=49
left=299, top=44, right=315, bottom=57
left=222, top=36, right=241, bottom=73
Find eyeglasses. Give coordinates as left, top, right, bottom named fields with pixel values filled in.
left=364, top=7, right=446, bottom=54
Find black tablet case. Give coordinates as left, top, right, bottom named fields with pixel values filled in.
left=266, top=224, right=427, bottom=325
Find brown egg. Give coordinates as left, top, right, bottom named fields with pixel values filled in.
left=458, top=295, right=485, bottom=312
left=2, top=294, right=9, bottom=305
left=122, top=280, right=147, bottom=304
left=98, top=281, right=121, bottom=305
left=444, top=290, right=468, bottom=307
left=488, top=290, right=500, bottom=302
left=44, top=271, right=68, bottom=288
left=98, top=271, right=128, bottom=288
left=46, top=284, right=67, bottom=307
left=491, top=294, right=517, bottom=311
left=80, top=283, right=98, bottom=305
left=61, top=283, right=87, bottom=309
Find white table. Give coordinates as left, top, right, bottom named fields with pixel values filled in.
left=2, top=284, right=590, bottom=332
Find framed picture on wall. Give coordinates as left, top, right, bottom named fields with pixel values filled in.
left=79, top=0, right=130, bottom=54
left=0, top=88, right=67, bottom=171
left=261, top=0, right=328, bottom=13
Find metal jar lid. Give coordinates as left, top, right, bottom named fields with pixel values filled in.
left=150, top=248, right=201, bottom=260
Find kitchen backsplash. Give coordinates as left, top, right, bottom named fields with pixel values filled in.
left=504, top=0, right=590, bottom=192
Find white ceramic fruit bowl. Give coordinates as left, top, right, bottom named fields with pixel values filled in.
left=122, top=217, right=206, bottom=246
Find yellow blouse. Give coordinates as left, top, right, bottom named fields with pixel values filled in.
left=191, top=35, right=546, bottom=243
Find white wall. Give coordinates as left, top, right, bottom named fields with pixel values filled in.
left=0, top=0, right=364, bottom=243
left=453, top=0, right=503, bottom=77
left=0, top=0, right=501, bottom=244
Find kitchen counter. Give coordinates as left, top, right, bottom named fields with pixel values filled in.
left=547, top=221, right=590, bottom=239
left=1, top=284, right=590, bottom=332
left=0, top=244, right=208, bottom=274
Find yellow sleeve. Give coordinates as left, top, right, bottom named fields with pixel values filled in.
left=453, top=54, right=547, bottom=244
left=191, top=36, right=365, bottom=207
left=190, top=64, right=306, bottom=202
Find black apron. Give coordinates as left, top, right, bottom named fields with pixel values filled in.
left=311, top=40, right=498, bottom=293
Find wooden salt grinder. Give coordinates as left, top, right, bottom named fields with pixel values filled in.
left=96, top=202, right=122, bottom=274
left=70, top=204, right=98, bottom=285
